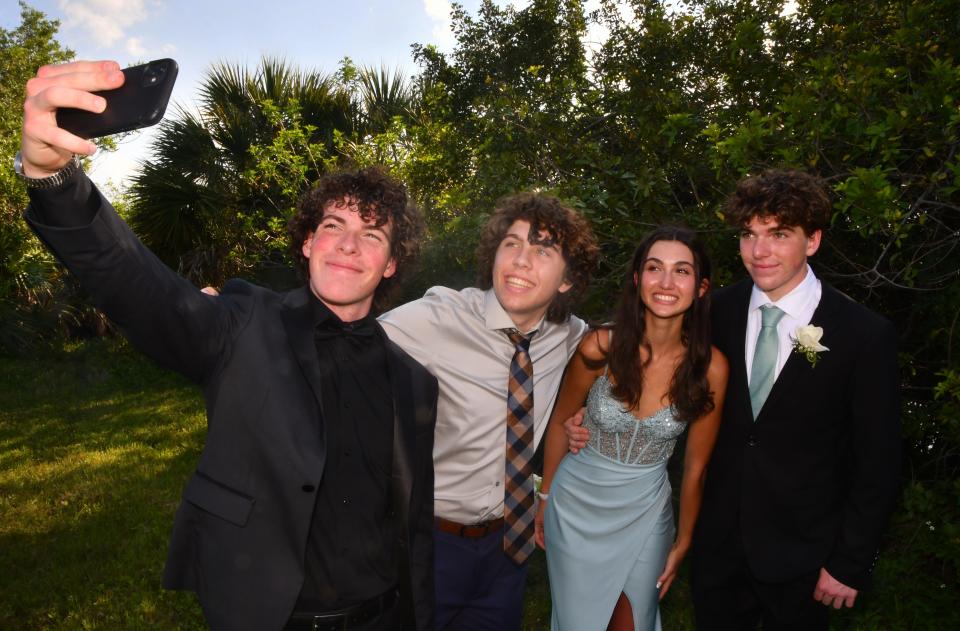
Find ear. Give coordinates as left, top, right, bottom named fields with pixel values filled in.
left=633, top=271, right=639, bottom=287
left=698, top=277, right=710, bottom=298
left=301, top=232, right=315, bottom=259
left=383, top=257, right=397, bottom=279
left=805, top=229, right=823, bottom=257
left=558, top=277, right=573, bottom=294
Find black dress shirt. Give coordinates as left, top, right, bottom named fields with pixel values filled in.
left=296, top=296, right=397, bottom=611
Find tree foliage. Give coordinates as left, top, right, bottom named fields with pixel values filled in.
left=0, top=2, right=75, bottom=353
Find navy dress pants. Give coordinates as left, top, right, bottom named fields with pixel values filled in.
left=433, top=525, right=529, bottom=631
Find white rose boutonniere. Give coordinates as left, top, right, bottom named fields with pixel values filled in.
left=792, top=325, right=829, bottom=367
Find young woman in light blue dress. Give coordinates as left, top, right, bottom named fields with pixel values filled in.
left=535, top=226, right=728, bottom=631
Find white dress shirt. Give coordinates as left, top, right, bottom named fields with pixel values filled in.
left=745, top=265, right=823, bottom=384
left=379, top=287, right=587, bottom=523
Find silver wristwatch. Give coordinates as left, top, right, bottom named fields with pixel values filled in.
left=13, top=151, right=82, bottom=189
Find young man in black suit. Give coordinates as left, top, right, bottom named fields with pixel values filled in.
left=17, top=60, right=438, bottom=631
left=690, top=169, right=901, bottom=629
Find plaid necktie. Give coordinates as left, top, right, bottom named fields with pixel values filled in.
left=504, top=329, right=535, bottom=564
left=750, top=305, right=786, bottom=419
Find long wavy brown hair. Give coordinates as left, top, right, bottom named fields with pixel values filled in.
left=605, top=226, right=715, bottom=424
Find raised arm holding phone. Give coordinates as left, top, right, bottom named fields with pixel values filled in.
left=18, top=60, right=439, bottom=631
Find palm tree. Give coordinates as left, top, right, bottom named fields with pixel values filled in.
left=127, top=57, right=355, bottom=286
left=357, top=65, right=414, bottom=132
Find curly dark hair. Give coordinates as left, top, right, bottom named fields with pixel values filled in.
left=725, top=169, right=832, bottom=235
left=287, top=166, right=424, bottom=312
left=605, top=226, right=715, bottom=425
left=474, top=193, right=599, bottom=324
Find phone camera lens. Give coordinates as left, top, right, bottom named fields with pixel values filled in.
left=141, top=63, right=167, bottom=87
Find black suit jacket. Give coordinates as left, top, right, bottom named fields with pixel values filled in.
left=26, top=177, right=438, bottom=631
left=694, top=279, right=900, bottom=590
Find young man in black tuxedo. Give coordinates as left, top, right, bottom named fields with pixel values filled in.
left=17, top=60, right=438, bottom=631
left=689, top=169, right=901, bottom=630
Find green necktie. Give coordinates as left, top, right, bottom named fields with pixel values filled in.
left=750, top=305, right=786, bottom=419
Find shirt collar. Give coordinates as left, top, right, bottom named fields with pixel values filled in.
left=748, top=264, right=820, bottom=319
left=308, top=291, right=376, bottom=331
left=481, top=288, right=544, bottom=336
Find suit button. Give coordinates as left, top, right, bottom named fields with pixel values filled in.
left=746, top=435, right=757, bottom=447
left=301, top=484, right=315, bottom=493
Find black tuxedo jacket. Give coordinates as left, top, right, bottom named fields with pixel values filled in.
left=27, top=178, right=438, bottom=631
left=694, top=279, right=901, bottom=590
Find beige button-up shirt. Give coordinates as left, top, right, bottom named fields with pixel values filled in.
left=379, top=287, right=587, bottom=524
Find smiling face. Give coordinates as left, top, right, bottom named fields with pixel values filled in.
left=739, top=215, right=821, bottom=302
left=492, top=219, right=573, bottom=332
left=637, top=240, right=706, bottom=320
left=301, top=198, right=396, bottom=322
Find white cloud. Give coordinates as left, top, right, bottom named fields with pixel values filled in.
left=58, top=0, right=151, bottom=47
left=423, top=0, right=450, bottom=20
left=125, top=36, right=146, bottom=56
left=422, top=0, right=456, bottom=51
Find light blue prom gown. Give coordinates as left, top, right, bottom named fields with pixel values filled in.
left=543, top=373, right=687, bottom=631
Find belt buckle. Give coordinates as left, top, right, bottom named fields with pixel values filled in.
left=310, top=615, right=346, bottom=631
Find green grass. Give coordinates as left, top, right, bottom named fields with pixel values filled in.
left=0, top=339, right=207, bottom=629
left=1, top=340, right=955, bottom=630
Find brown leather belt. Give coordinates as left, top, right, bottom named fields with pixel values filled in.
left=434, top=516, right=504, bottom=538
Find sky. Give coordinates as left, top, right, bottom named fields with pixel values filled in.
left=3, top=0, right=560, bottom=189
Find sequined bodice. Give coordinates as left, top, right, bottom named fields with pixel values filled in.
left=583, top=374, right=687, bottom=465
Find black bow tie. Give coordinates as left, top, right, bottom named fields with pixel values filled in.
left=314, top=318, right=378, bottom=343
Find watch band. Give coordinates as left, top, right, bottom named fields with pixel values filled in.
left=13, top=151, right=81, bottom=189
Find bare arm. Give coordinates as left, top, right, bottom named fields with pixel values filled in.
left=534, top=329, right=606, bottom=549
left=657, top=347, right=728, bottom=598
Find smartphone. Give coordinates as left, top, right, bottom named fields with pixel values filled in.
left=57, top=58, right=178, bottom=139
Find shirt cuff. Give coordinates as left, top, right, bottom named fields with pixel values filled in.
left=26, top=167, right=98, bottom=228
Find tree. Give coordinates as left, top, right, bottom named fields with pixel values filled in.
left=126, top=58, right=354, bottom=286
left=0, top=2, right=74, bottom=353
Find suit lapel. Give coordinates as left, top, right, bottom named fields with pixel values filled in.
left=756, top=283, right=844, bottom=421
left=721, top=282, right=755, bottom=426
left=384, top=335, right=415, bottom=529
left=280, top=287, right=326, bottom=420
left=384, top=331, right=417, bottom=626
